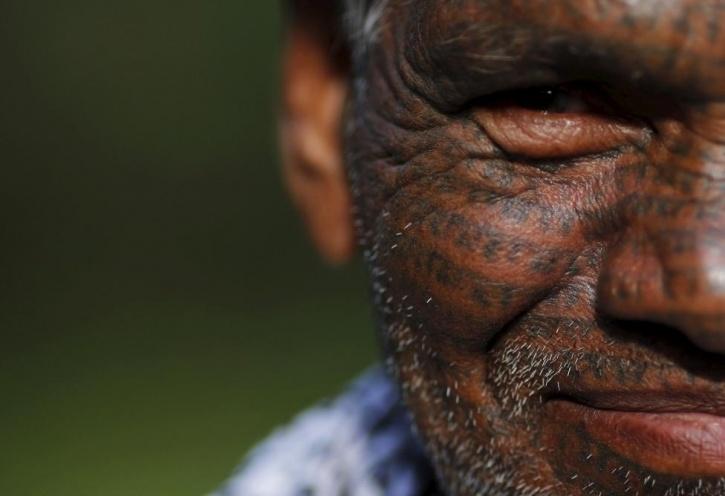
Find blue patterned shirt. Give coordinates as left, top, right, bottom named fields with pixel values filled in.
left=213, top=367, right=440, bottom=496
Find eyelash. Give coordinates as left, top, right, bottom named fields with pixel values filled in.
left=509, top=87, right=589, bottom=113
left=484, top=83, right=604, bottom=115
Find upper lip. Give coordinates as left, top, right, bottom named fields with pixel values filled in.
left=551, top=389, right=725, bottom=417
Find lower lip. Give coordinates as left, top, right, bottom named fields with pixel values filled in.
left=548, top=400, right=725, bottom=477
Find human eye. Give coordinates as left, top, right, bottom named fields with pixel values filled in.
left=470, top=83, right=647, bottom=160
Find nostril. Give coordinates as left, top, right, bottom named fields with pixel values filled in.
left=666, top=313, right=725, bottom=355
left=597, top=238, right=725, bottom=356
left=599, top=318, right=725, bottom=379
left=601, top=318, right=696, bottom=351
left=598, top=303, right=725, bottom=356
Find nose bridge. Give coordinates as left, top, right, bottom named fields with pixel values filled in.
left=641, top=114, right=725, bottom=301
left=649, top=198, right=725, bottom=308
left=597, top=117, right=725, bottom=353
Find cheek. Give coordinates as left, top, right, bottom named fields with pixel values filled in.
left=372, top=167, right=589, bottom=347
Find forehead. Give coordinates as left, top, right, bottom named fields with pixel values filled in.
left=377, top=0, right=725, bottom=102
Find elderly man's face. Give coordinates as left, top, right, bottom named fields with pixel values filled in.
left=285, top=0, right=725, bottom=494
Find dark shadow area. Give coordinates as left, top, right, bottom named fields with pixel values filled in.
left=599, top=317, right=725, bottom=383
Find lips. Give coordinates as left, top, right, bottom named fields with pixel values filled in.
left=546, top=390, right=725, bottom=477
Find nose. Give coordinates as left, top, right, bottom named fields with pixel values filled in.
left=598, top=223, right=725, bottom=354
left=597, top=125, right=725, bottom=355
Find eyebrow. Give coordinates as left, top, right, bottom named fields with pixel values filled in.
left=401, top=0, right=725, bottom=106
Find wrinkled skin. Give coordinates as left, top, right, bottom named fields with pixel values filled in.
left=344, top=1, right=725, bottom=494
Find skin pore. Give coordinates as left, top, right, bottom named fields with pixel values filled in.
left=284, top=0, right=725, bottom=494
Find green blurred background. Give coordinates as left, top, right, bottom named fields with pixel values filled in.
left=1, top=2, right=377, bottom=495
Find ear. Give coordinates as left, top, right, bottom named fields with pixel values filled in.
left=281, top=3, right=354, bottom=265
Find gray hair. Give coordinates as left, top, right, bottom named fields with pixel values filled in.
left=342, top=0, right=388, bottom=64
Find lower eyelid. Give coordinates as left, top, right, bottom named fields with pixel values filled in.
left=473, top=107, right=645, bottom=159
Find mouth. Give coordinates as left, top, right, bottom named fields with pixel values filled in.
left=546, top=390, right=725, bottom=477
